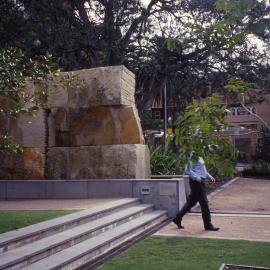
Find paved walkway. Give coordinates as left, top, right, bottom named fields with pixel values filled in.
left=156, top=177, right=270, bottom=242
left=0, top=199, right=119, bottom=210
left=1, top=177, right=270, bottom=242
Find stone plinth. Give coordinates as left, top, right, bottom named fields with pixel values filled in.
left=48, top=106, right=144, bottom=146
left=46, top=145, right=150, bottom=179
left=47, top=66, right=135, bottom=108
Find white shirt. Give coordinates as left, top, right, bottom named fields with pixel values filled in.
left=185, top=157, right=213, bottom=182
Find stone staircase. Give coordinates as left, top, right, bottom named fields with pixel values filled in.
left=0, top=198, right=168, bottom=270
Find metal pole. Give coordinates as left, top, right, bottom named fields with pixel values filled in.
left=163, top=82, right=168, bottom=151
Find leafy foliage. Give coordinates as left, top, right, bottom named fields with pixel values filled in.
left=149, top=145, right=182, bottom=175
left=0, top=48, right=58, bottom=114
left=0, top=135, right=22, bottom=153
left=137, top=0, right=270, bottom=112
left=1, top=1, right=269, bottom=113
left=140, top=110, right=162, bottom=131
left=255, top=125, right=270, bottom=167
left=0, top=47, right=58, bottom=151
left=174, top=94, right=235, bottom=177
left=224, top=77, right=254, bottom=94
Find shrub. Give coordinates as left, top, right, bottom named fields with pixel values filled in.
left=149, top=145, right=182, bottom=175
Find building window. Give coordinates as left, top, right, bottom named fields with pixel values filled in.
left=152, top=109, right=162, bottom=120
left=231, top=108, right=236, bottom=116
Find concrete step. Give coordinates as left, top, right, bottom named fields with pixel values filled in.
left=0, top=204, right=154, bottom=270
left=21, top=210, right=167, bottom=270
left=0, top=198, right=140, bottom=253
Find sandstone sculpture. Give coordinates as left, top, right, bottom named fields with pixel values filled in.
left=0, top=66, right=150, bottom=180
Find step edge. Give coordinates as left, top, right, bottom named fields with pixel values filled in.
left=0, top=205, right=155, bottom=268
left=20, top=211, right=167, bottom=270
left=0, top=198, right=140, bottom=246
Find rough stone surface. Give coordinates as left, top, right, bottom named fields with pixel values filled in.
left=47, top=66, right=135, bottom=108
left=1, top=66, right=149, bottom=180
left=46, top=145, right=150, bottom=179
left=0, top=99, right=46, bottom=151
left=48, top=106, right=144, bottom=146
left=0, top=99, right=46, bottom=179
left=0, top=148, right=44, bottom=180
left=23, top=148, right=45, bottom=179
left=16, top=110, right=46, bottom=151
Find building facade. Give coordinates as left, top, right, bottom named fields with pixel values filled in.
left=150, top=91, right=270, bottom=161
left=226, top=93, right=270, bottom=161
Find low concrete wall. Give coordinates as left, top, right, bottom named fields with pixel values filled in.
left=0, top=179, right=187, bottom=217
left=152, top=175, right=191, bottom=197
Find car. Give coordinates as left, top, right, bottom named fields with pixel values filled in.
left=144, top=130, right=164, bottom=139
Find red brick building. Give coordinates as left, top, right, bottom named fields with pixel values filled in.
left=226, top=93, right=270, bottom=160
left=150, top=91, right=270, bottom=161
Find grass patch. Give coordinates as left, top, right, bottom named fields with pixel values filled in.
left=99, top=236, right=270, bottom=270
left=0, top=210, right=77, bottom=234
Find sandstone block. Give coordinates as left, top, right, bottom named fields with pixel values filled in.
left=23, top=148, right=45, bottom=179
left=0, top=148, right=45, bottom=180
left=47, top=145, right=150, bottom=179
left=16, top=110, right=46, bottom=151
left=48, top=106, right=144, bottom=146
left=0, top=107, right=46, bottom=152
left=47, top=66, right=135, bottom=108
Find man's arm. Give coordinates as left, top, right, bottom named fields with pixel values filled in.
left=206, top=172, right=216, bottom=184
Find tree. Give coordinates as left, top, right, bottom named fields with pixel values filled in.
left=255, top=125, right=270, bottom=166
left=135, top=0, right=270, bottom=112
left=0, top=0, right=182, bottom=69
left=1, top=0, right=269, bottom=113
left=174, top=94, right=235, bottom=177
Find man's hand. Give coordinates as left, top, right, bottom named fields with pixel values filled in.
left=209, top=177, right=216, bottom=184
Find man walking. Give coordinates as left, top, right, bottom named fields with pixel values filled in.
left=173, top=156, right=219, bottom=231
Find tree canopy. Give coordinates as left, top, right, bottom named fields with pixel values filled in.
left=1, top=0, right=269, bottom=112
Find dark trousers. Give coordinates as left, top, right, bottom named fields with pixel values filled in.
left=175, top=178, right=211, bottom=228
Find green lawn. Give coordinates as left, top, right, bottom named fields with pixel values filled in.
left=0, top=210, right=77, bottom=234
left=100, top=236, right=270, bottom=270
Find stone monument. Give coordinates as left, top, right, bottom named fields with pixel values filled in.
left=0, top=66, right=150, bottom=179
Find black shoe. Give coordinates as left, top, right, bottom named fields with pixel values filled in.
left=205, top=224, right=219, bottom=231
left=173, top=218, right=184, bottom=229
